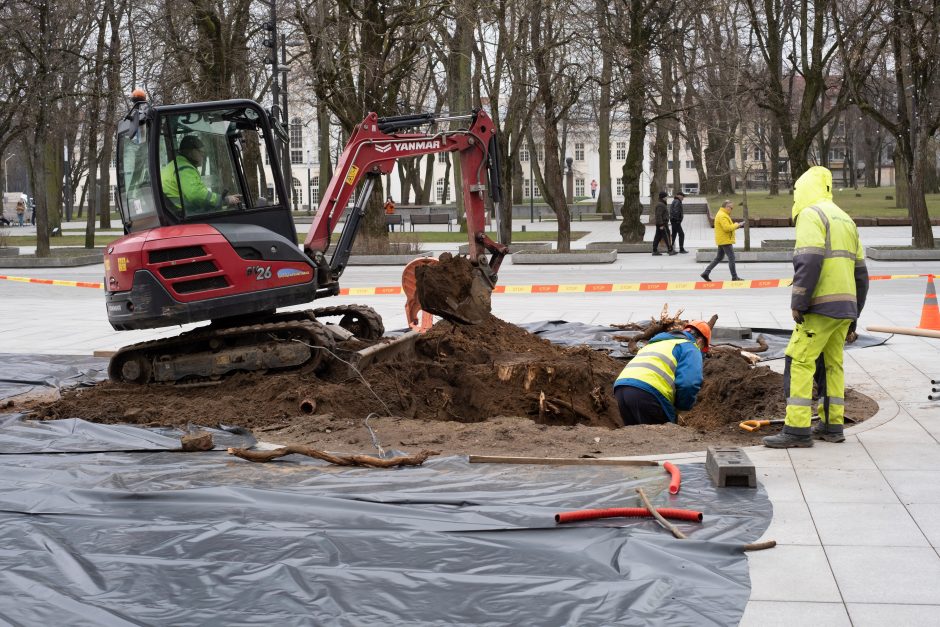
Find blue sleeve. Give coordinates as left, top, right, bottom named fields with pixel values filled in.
left=673, top=342, right=703, bottom=411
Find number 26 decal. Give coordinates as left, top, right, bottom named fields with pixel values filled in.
left=247, top=266, right=272, bottom=280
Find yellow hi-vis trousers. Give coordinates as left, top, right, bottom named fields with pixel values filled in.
left=784, top=313, right=852, bottom=432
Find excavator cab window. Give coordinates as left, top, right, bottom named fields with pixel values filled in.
left=116, top=124, right=160, bottom=232
left=157, top=107, right=282, bottom=220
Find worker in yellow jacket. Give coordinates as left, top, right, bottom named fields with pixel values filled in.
left=700, top=199, right=745, bottom=282
left=764, top=166, right=869, bottom=448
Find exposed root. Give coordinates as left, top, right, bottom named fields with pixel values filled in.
left=227, top=446, right=439, bottom=467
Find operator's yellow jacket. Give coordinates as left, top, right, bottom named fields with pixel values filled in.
left=713, top=207, right=739, bottom=245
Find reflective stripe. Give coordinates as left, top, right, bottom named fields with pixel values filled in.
left=794, top=246, right=826, bottom=256
left=827, top=396, right=845, bottom=405
left=855, top=259, right=867, bottom=267
left=793, top=286, right=807, bottom=295
left=810, top=293, right=857, bottom=305
left=628, top=361, right=676, bottom=387
left=828, top=250, right=857, bottom=259
left=808, top=206, right=832, bottom=252
left=787, top=396, right=813, bottom=406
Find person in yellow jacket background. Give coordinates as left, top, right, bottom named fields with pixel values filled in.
left=701, top=199, right=745, bottom=282
left=764, top=166, right=869, bottom=448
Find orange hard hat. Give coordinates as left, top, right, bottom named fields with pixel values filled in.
left=684, top=321, right=712, bottom=351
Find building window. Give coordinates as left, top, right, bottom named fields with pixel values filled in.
left=523, top=178, right=530, bottom=198
left=574, top=142, right=584, bottom=161
left=828, top=147, right=844, bottom=162
left=615, top=177, right=623, bottom=197
left=436, top=178, right=450, bottom=203
left=777, top=159, right=789, bottom=173
left=537, top=144, right=544, bottom=162
left=666, top=142, right=673, bottom=153
left=575, top=178, right=584, bottom=197
left=615, top=141, right=626, bottom=160
left=310, top=175, right=319, bottom=204
left=685, top=160, right=695, bottom=169
left=290, top=119, right=303, bottom=165
left=438, top=152, right=447, bottom=164
left=752, top=148, right=765, bottom=162
left=667, top=160, right=674, bottom=171
left=520, top=145, right=529, bottom=162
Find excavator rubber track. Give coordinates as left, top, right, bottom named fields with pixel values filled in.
left=108, top=318, right=337, bottom=384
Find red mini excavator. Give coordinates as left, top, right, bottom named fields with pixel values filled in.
left=105, top=91, right=507, bottom=383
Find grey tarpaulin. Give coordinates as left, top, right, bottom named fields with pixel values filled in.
left=518, top=320, right=888, bottom=361
left=0, top=355, right=772, bottom=626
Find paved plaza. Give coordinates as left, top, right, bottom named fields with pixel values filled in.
left=2, top=214, right=940, bottom=624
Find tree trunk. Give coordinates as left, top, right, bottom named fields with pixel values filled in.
left=910, top=141, right=936, bottom=249
left=619, top=76, right=647, bottom=243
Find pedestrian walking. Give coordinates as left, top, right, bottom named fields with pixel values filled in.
left=652, top=191, right=677, bottom=256
left=763, top=166, right=869, bottom=448
left=15, top=199, right=25, bottom=227
left=670, top=192, right=688, bottom=253
left=590, top=179, right=598, bottom=199
left=700, top=199, right=744, bottom=281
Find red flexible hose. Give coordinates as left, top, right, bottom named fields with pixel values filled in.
left=663, top=461, right=681, bottom=494
left=555, top=507, right=703, bottom=524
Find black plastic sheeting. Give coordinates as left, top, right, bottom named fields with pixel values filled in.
left=518, top=320, right=889, bottom=361
left=0, top=354, right=772, bottom=626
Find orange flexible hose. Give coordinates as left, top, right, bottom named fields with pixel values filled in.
left=663, top=461, right=681, bottom=494
left=555, top=507, right=703, bottom=524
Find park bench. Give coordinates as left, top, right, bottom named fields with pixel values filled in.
left=410, top=212, right=452, bottom=231
left=385, top=214, right=404, bottom=232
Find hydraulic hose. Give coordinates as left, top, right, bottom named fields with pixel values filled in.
left=555, top=507, right=703, bottom=524
left=663, top=461, right=681, bottom=494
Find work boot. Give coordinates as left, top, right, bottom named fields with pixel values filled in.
left=762, top=430, right=814, bottom=448
left=668, top=250, right=678, bottom=256
left=652, top=251, right=663, bottom=256
left=812, top=422, right=846, bottom=443
left=700, top=272, right=711, bottom=282
left=680, top=249, right=689, bottom=254
left=732, top=275, right=743, bottom=281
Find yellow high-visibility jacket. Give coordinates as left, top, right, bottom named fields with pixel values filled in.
left=714, top=207, right=738, bottom=245
left=791, top=166, right=869, bottom=319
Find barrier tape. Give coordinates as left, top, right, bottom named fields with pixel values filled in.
left=0, top=273, right=927, bottom=294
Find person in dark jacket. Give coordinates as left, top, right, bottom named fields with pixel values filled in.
left=670, top=192, right=688, bottom=253
left=652, top=191, right=677, bottom=256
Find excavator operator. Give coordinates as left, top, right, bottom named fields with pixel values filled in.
left=161, top=135, right=241, bottom=214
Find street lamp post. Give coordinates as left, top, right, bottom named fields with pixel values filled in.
left=529, top=152, right=533, bottom=223
left=306, top=149, right=312, bottom=215
left=3, top=153, right=15, bottom=192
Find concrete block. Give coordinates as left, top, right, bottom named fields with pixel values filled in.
left=586, top=241, right=653, bottom=253
left=0, top=253, right=103, bottom=268
left=511, top=250, right=617, bottom=264
left=706, top=446, right=757, bottom=488
left=459, top=242, right=551, bottom=255
left=695, top=249, right=793, bottom=263
left=876, top=217, right=911, bottom=226
left=0, top=247, right=20, bottom=257
left=866, top=247, right=940, bottom=261
left=760, top=239, right=795, bottom=250
left=346, top=253, right=434, bottom=266
left=711, top=326, right=753, bottom=341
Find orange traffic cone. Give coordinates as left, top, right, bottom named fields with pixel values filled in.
left=918, top=274, right=940, bottom=330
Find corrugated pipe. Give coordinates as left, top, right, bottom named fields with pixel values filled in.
left=663, top=461, right=681, bottom=494
left=555, top=507, right=703, bottom=524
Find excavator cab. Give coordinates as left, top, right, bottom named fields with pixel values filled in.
left=116, top=96, right=294, bottom=241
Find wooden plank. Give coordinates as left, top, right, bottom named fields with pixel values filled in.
left=866, top=325, right=940, bottom=339
left=468, top=455, right=659, bottom=467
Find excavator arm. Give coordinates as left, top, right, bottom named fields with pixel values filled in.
left=303, top=110, right=508, bottom=298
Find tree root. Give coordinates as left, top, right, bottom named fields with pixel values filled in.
left=227, top=446, right=439, bottom=467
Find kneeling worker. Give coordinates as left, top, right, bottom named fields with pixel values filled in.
left=613, top=322, right=711, bottom=426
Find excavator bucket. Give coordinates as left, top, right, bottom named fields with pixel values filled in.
left=414, top=253, right=493, bottom=325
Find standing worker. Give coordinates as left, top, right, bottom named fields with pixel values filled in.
left=613, top=322, right=711, bottom=426
left=700, top=199, right=744, bottom=281
left=652, top=191, right=677, bottom=256
left=670, top=191, right=688, bottom=254
left=763, top=166, right=869, bottom=448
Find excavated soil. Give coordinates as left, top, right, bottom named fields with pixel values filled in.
left=29, top=315, right=878, bottom=458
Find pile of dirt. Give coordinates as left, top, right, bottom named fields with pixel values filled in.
left=29, top=315, right=879, bottom=458
left=415, top=253, right=492, bottom=324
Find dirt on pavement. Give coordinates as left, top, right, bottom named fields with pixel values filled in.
left=27, top=312, right=878, bottom=459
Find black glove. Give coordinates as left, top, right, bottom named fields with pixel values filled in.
left=792, top=309, right=804, bottom=324
left=848, top=320, right=857, bottom=334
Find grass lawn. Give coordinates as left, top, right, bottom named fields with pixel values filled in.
left=1, top=229, right=584, bottom=248
left=707, top=187, right=940, bottom=218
